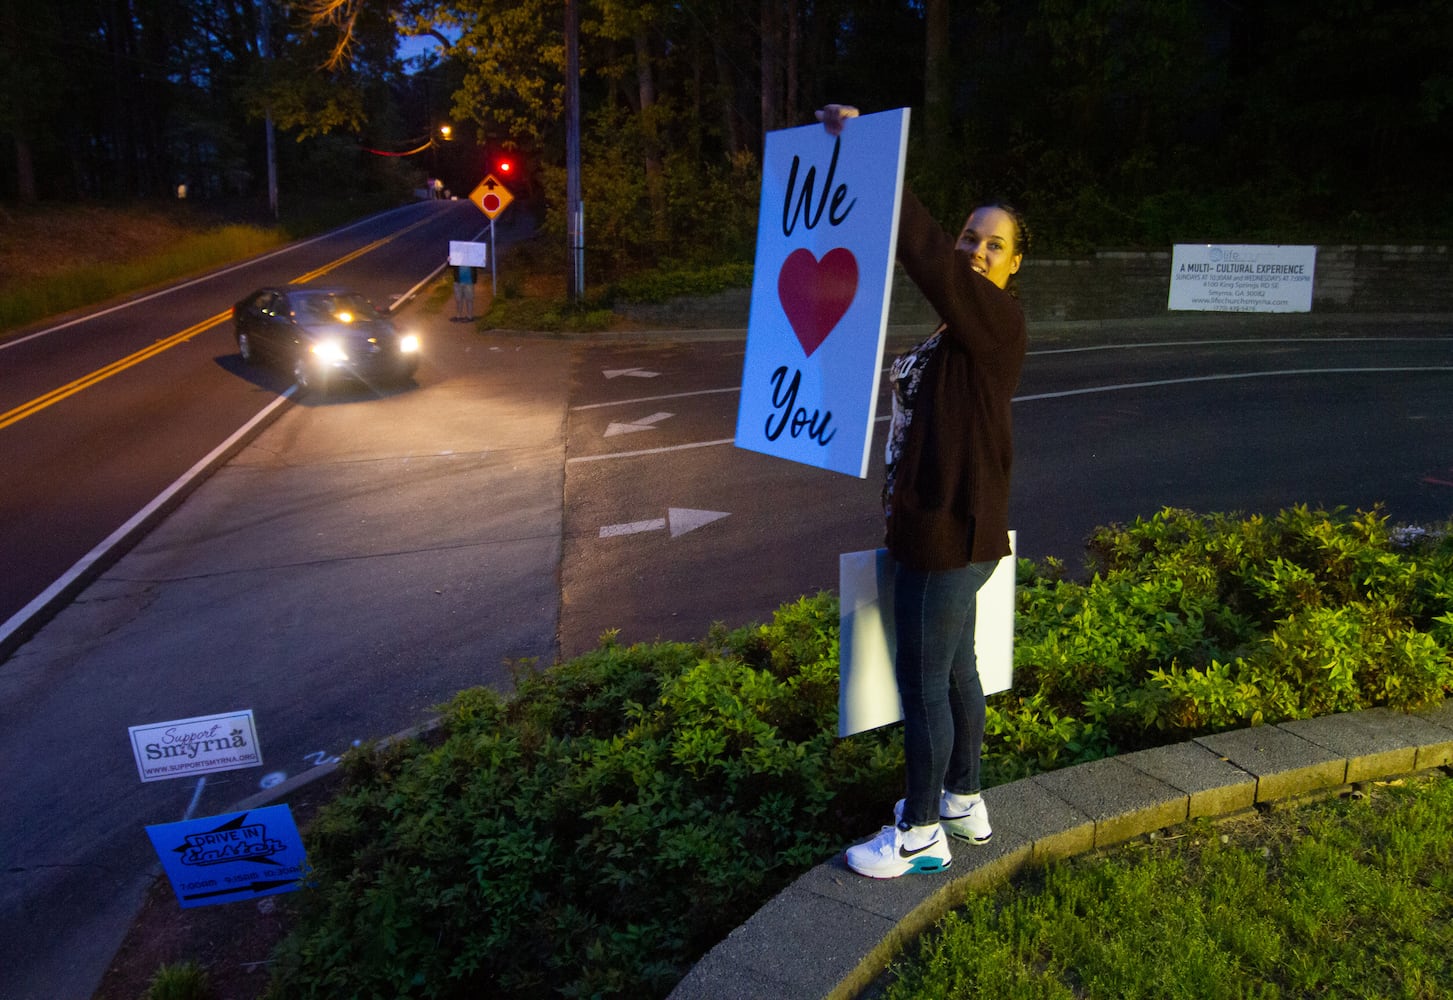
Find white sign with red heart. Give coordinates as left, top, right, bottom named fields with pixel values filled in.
left=734, top=108, right=910, bottom=478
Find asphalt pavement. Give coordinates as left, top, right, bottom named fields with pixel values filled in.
left=3, top=300, right=1451, bottom=999
left=0, top=304, right=572, bottom=1000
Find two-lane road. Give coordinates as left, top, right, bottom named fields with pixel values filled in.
left=0, top=200, right=488, bottom=649
left=559, top=326, right=1453, bottom=656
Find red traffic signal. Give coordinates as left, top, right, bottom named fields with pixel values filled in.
left=495, top=156, right=515, bottom=176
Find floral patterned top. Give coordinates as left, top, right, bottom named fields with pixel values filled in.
left=882, top=329, right=943, bottom=518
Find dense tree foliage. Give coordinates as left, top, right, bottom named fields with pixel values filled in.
left=0, top=0, right=431, bottom=208
left=3, top=1, right=1449, bottom=259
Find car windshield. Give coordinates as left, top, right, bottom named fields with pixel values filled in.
left=295, top=293, right=380, bottom=324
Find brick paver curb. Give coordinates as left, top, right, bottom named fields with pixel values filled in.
left=667, top=699, right=1453, bottom=1000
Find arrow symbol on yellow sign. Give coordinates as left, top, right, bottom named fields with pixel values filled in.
left=469, top=174, right=514, bottom=219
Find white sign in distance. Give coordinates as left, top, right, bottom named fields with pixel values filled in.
left=735, top=108, right=910, bottom=478
left=837, top=533, right=1016, bottom=738
left=449, top=241, right=488, bottom=267
left=1168, top=244, right=1316, bottom=313
left=129, top=709, right=262, bottom=782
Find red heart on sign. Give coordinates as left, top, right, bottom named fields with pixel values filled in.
left=777, top=247, right=859, bottom=357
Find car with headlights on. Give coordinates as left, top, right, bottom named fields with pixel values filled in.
left=232, top=287, right=420, bottom=394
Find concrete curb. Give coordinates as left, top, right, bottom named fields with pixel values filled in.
left=667, top=699, right=1453, bottom=1000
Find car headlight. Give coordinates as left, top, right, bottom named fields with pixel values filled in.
left=311, top=340, right=349, bottom=363
left=399, top=334, right=421, bottom=354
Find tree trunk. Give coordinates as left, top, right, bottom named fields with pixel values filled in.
left=759, top=0, right=781, bottom=134
left=924, top=0, right=950, bottom=161
left=13, top=133, right=37, bottom=203
left=784, top=0, right=798, bottom=125
left=713, top=40, right=741, bottom=154
left=635, top=29, right=669, bottom=251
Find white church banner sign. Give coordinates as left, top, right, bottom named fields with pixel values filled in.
left=1168, top=244, right=1316, bottom=313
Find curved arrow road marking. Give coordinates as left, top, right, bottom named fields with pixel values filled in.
left=604, top=411, right=674, bottom=437
left=599, top=508, right=729, bottom=538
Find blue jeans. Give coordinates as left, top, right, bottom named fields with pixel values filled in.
left=893, top=559, right=994, bottom=828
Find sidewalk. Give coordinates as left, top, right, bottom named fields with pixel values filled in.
left=1, top=303, right=573, bottom=1000
left=670, top=701, right=1453, bottom=999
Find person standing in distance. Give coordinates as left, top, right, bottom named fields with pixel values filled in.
left=454, top=262, right=476, bottom=321
left=818, top=105, right=1029, bottom=879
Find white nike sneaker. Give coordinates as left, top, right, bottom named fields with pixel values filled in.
left=894, top=794, right=993, bottom=845
left=939, top=791, right=993, bottom=843
left=845, top=821, right=952, bottom=879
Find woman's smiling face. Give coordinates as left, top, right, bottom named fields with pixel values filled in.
left=956, top=207, right=1023, bottom=290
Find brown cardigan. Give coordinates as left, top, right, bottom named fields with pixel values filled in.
left=884, top=191, right=1028, bottom=570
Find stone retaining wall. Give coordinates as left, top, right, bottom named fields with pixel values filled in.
left=1003, top=243, right=1453, bottom=324
left=616, top=244, right=1450, bottom=329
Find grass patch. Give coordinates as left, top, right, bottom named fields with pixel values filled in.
left=880, top=773, right=1453, bottom=1000
left=0, top=224, right=284, bottom=331
left=481, top=246, right=753, bottom=332
left=0, top=196, right=400, bottom=334
left=483, top=293, right=618, bottom=333
left=143, top=959, right=213, bottom=1000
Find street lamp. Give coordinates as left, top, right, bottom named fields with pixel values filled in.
left=430, top=124, right=452, bottom=194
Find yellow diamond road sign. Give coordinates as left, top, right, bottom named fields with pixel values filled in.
left=470, top=174, right=514, bottom=219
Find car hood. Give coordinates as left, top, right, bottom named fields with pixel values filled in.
left=298, top=318, right=397, bottom=341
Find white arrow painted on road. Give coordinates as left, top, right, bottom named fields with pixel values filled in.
left=604, top=411, right=674, bottom=437
left=599, top=508, right=729, bottom=539
left=603, top=367, right=660, bottom=379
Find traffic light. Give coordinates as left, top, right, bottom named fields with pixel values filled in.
left=494, top=154, right=515, bottom=177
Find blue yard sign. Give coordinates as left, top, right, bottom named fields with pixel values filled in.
left=146, top=805, right=309, bottom=909
left=735, top=108, right=910, bottom=478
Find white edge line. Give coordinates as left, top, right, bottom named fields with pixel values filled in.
left=0, top=391, right=294, bottom=648
left=571, top=338, right=1453, bottom=413
left=1028, top=335, right=1453, bottom=357
left=1012, top=366, right=1453, bottom=402
left=0, top=206, right=469, bottom=646
left=1, top=205, right=426, bottom=350
left=568, top=438, right=736, bottom=464
left=577, top=364, right=1453, bottom=456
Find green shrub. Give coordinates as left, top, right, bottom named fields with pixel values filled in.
left=1008, top=506, right=1453, bottom=756
left=604, top=262, right=755, bottom=304
left=267, top=595, right=902, bottom=1000
left=267, top=507, right=1453, bottom=998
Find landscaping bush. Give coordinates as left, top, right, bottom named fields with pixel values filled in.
left=267, top=597, right=902, bottom=999
left=998, top=506, right=1453, bottom=780
left=266, top=507, right=1452, bottom=999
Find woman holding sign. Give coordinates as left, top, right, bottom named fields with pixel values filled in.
left=820, top=105, right=1029, bottom=879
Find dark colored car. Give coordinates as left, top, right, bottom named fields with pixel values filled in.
left=232, top=287, right=420, bottom=393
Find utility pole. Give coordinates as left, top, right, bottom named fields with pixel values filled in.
left=565, top=0, right=583, bottom=302
left=260, top=0, right=279, bottom=218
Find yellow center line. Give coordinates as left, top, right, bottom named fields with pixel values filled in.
left=289, top=215, right=437, bottom=284
left=290, top=236, right=394, bottom=284
left=2, top=213, right=439, bottom=431
left=0, top=312, right=233, bottom=431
